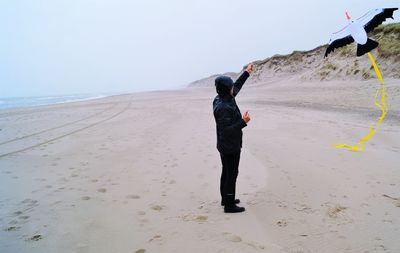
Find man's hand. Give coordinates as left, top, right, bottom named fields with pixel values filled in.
left=246, top=64, right=254, bottom=74
left=243, top=111, right=251, bottom=124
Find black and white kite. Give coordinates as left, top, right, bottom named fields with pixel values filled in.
left=324, top=8, right=398, bottom=57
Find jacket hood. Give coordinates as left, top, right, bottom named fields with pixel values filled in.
left=215, top=76, right=233, bottom=96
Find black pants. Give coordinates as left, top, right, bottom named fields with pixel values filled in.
left=219, top=151, right=241, bottom=205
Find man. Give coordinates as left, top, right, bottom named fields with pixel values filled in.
left=213, top=64, right=253, bottom=213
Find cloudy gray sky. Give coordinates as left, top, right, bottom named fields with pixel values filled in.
left=1, top=0, right=399, bottom=97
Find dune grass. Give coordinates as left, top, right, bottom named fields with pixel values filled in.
left=372, top=23, right=400, bottom=58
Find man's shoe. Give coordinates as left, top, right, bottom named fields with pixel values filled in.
left=221, top=199, right=240, bottom=206
left=224, top=204, right=245, bottom=213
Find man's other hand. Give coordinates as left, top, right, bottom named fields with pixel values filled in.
left=243, top=111, right=251, bottom=123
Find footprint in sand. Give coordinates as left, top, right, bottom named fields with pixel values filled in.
left=97, top=188, right=107, bottom=193
left=382, top=194, right=400, bottom=207
left=374, top=245, right=387, bottom=251
left=81, top=196, right=91, bottom=200
left=150, top=204, right=164, bottom=211
left=276, top=200, right=288, bottom=208
left=29, top=234, right=42, bottom=241
left=18, top=215, right=30, bottom=221
left=148, top=235, right=163, bottom=245
left=21, top=199, right=39, bottom=206
left=137, top=211, right=146, bottom=216
left=276, top=220, right=288, bottom=227
left=195, top=215, right=208, bottom=222
left=126, top=194, right=140, bottom=199
left=223, top=232, right=242, bottom=242
left=326, top=204, right=347, bottom=218
left=5, top=226, right=19, bottom=232
left=135, top=249, right=146, bottom=253
left=293, top=203, right=315, bottom=214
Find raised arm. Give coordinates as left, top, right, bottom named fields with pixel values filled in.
left=232, top=64, right=254, bottom=97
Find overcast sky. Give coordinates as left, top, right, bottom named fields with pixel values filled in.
left=0, top=0, right=399, bottom=97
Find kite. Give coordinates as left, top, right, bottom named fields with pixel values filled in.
left=324, top=8, right=398, bottom=152
left=325, top=8, right=398, bottom=57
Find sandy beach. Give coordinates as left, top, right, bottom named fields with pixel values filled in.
left=1, top=79, right=400, bottom=253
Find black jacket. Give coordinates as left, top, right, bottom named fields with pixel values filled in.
left=213, top=71, right=250, bottom=154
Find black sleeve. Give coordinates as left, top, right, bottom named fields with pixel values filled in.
left=215, top=106, right=247, bottom=136
left=232, top=71, right=250, bottom=97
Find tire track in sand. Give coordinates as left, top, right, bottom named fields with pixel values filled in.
left=0, top=103, right=118, bottom=146
left=0, top=99, right=132, bottom=158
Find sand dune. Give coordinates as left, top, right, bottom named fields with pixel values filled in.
left=189, top=23, right=400, bottom=89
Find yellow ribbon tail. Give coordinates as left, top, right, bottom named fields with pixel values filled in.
left=333, top=52, right=387, bottom=152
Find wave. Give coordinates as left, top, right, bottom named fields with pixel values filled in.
left=0, top=94, right=112, bottom=110
left=54, top=95, right=107, bottom=105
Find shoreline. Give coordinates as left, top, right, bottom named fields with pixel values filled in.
left=0, top=93, right=122, bottom=112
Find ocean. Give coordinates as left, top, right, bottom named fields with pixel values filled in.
left=0, top=94, right=111, bottom=110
